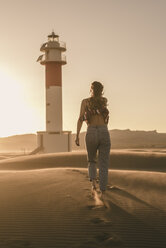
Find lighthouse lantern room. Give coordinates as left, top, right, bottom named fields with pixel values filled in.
left=35, top=32, right=72, bottom=154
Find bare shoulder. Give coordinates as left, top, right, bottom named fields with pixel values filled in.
left=84, top=97, right=91, bottom=101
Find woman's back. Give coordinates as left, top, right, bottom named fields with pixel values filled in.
left=80, top=97, right=109, bottom=126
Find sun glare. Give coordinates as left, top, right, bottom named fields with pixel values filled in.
left=0, top=68, right=36, bottom=137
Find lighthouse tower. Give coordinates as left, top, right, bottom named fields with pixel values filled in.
left=35, top=32, right=72, bottom=153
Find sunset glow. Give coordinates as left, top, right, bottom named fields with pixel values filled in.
left=0, top=68, right=44, bottom=137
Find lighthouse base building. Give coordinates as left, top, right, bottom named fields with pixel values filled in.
left=32, top=32, right=72, bottom=154
left=36, top=131, right=72, bottom=153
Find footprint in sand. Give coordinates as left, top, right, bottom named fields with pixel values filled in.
left=95, top=232, right=123, bottom=246
left=90, top=217, right=111, bottom=225
left=87, top=204, right=106, bottom=210
left=103, top=235, right=123, bottom=246
left=92, top=217, right=104, bottom=224
left=95, top=232, right=111, bottom=242
left=87, top=205, right=98, bottom=210
left=90, top=217, right=106, bottom=224
left=108, top=185, right=121, bottom=190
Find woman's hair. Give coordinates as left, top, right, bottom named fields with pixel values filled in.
left=91, top=81, right=104, bottom=97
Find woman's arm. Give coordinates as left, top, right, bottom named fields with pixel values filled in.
left=75, top=119, right=83, bottom=146
left=75, top=100, right=86, bottom=146
left=76, top=118, right=83, bottom=137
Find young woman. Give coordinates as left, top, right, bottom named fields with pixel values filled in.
left=75, top=81, right=111, bottom=196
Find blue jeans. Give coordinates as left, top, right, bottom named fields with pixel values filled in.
left=85, top=125, right=111, bottom=191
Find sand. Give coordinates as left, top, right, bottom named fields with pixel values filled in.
left=0, top=150, right=166, bottom=172
left=0, top=151, right=166, bottom=248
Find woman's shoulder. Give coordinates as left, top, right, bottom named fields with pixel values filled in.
left=82, top=97, right=108, bottom=104
left=84, top=97, right=91, bottom=101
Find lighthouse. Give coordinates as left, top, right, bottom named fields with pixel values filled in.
left=35, top=32, right=72, bottom=153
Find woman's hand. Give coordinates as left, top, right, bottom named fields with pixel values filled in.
left=75, top=135, right=80, bottom=146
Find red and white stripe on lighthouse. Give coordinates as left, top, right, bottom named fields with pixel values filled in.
left=38, top=32, right=66, bottom=132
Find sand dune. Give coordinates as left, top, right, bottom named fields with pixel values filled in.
left=0, top=168, right=166, bottom=247
left=0, top=150, right=166, bottom=172
left=0, top=151, right=166, bottom=247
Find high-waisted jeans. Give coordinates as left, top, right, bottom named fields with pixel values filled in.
left=85, top=125, right=111, bottom=191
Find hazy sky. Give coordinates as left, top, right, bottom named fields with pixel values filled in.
left=0, top=0, right=166, bottom=137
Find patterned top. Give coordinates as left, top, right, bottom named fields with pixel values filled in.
left=79, top=97, right=109, bottom=124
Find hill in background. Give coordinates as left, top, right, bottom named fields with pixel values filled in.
left=0, top=129, right=166, bottom=153
left=0, top=134, right=37, bottom=153
left=72, top=129, right=166, bottom=150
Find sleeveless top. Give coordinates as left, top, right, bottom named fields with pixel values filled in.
left=79, top=97, right=109, bottom=124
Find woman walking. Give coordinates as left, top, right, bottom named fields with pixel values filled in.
left=75, top=81, right=111, bottom=197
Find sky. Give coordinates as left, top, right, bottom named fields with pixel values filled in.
left=0, top=0, right=166, bottom=137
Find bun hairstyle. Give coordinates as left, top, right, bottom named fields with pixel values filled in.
left=91, top=81, right=104, bottom=98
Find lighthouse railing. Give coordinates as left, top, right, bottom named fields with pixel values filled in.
left=40, top=54, right=66, bottom=63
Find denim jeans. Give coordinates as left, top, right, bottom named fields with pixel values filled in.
left=85, top=125, right=111, bottom=191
